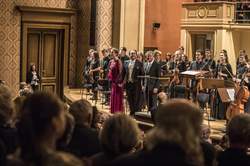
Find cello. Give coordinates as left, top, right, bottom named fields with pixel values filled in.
left=226, top=73, right=250, bottom=121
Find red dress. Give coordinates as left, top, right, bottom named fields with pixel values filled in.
left=108, top=59, right=124, bottom=113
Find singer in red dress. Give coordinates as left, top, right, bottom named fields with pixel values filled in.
left=108, top=48, right=124, bottom=113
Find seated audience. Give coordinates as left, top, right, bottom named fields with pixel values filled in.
left=0, top=84, right=18, bottom=165
left=8, top=92, right=84, bottom=166
left=91, top=114, right=142, bottom=166
left=217, top=114, right=250, bottom=166
left=57, top=113, right=75, bottom=151
left=110, top=99, right=204, bottom=166
left=200, top=125, right=216, bottom=166
left=67, top=99, right=101, bottom=157
left=92, top=107, right=111, bottom=131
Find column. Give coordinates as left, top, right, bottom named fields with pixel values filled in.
left=96, top=0, right=113, bottom=51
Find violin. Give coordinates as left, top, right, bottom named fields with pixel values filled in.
left=169, top=68, right=180, bottom=86
left=226, top=82, right=250, bottom=121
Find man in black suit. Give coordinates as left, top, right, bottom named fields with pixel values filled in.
left=124, top=50, right=144, bottom=116
left=143, top=51, right=161, bottom=121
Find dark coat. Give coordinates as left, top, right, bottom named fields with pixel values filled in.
left=217, top=148, right=250, bottom=166
left=26, top=71, right=40, bottom=84
left=124, top=60, right=144, bottom=84
left=109, top=143, right=196, bottom=166
left=67, top=124, right=100, bottom=158
left=145, top=61, right=161, bottom=91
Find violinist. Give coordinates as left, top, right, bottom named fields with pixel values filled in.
left=89, top=51, right=101, bottom=100
left=189, top=49, right=205, bottom=71
left=236, top=55, right=249, bottom=80
left=189, top=50, right=206, bottom=101
left=204, top=49, right=216, bottom=76
left=216, top=50, right=233, bottom=80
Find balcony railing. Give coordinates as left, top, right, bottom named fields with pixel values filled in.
left=182, top=1, right=250, bottom=26
left=235, top=2, right=250, bottom=23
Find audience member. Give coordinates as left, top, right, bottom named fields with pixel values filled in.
left=57, top=113, right=75, bottom=151
left=217, top=114, right=250, bottom=166
left=0, top=84, right=18, bottom=165
left=200, top=125, right=216, bottom=166
left=91, top=114, right=142, bottom=166
left=110, top=99, right=204, bottom=166
left=67, top=99, right=101, bottom=158
left=8, top=92, right=84, bottom=166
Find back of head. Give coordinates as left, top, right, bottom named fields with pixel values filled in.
left=69, top=99, right=93, bottom=127
left=227, top=114, right=250, bottom=148
left=100, top=114, right=141, bottom=156
left=18, top=91, right=64, bottom=161
left=0, top=84, right=14, bottom=125
left=147, top=99, right=203, bottom=165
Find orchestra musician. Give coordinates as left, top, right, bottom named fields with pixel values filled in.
left=143, top=51, right=161, bottom=121
left=124, top=50, right=144, bottom=116
left=189, top=50, right=206, bottom=101
left=84, top=49, right=94, bottom=85
left=204, top=49, right=216, bottom=76
left=236, top=55, right=249, bottom=80
left=216, top=50, right=233, bottom=80
left=100, top=49, right=111, bottom=105
left=212, top=50, right=233, bottom=119
left=89, top=51, right=100, bottom=100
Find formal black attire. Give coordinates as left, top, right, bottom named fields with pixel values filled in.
left=125, top=60, right=144, bottom=115
left=189, top=60, right=206, bottom=101
left=120, top=55, right=130, bottom=65
left=102, top=56, right=111, bottom=104
left=144, top=60, right=161, bottom=121
left=83, top=57, right=92, bottom=84
left=217, top=148, right=250, bottom=166
left=26, top=71, right=40, bottom=91
left=109, top=143, right=196, bottom=166
left=66, top=124, right=100, bottom=157
left=212, top=63, right=233, bottom=119
left=237, top=63, right=248, bottom=79
left=90, top=59, right=100, bottom=99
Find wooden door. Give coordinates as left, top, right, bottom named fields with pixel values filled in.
left=26, top=29, right=63, bottom=96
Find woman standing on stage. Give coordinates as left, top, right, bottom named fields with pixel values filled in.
left=108, top=48, right=124, bottom=113
left=216, top=50, right=233, bottom=80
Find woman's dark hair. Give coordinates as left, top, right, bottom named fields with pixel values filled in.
left=93, top=51, right=99, bottom=60
left=18, top=92, right=64, bottom=163
left=29, top=63, right=36, bottom=72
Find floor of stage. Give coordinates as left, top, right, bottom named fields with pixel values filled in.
left=64, top=87, right=226, bottom=141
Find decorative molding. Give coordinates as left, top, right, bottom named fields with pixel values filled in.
left=17, top=6, right=77, bottom=14
left=197, top=6, right=207, bottom=18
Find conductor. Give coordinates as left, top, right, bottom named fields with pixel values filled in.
left=143, top=51, right=161, bottom=121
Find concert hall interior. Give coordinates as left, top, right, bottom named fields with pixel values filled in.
left=1, top=0, right=250, bottom=166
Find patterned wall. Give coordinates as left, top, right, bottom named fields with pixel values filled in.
left=0, top=0, right=78, bottom=95
left=76, top=0, right=91, bottom=86
left=96, top=0, right=113, bottom=51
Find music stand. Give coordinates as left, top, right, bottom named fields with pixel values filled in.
left=198, top=78, right=235, bottom=122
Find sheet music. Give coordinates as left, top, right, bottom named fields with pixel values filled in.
left=227, top=89, right=235, bottom=101
left=181, top=70, right=201, bottom=75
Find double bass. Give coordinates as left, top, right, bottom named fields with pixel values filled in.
left=226, top=75, right=250, bottom=121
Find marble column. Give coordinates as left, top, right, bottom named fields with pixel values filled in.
left=96, top=0, right=113, bottom=51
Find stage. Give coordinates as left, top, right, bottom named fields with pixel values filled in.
left=64, top=87, right=226, bottom=142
